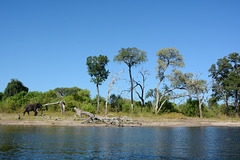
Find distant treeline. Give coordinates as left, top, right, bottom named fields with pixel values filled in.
left=1, top=48, right=239, bottom=118
left=0, top=79, right=236, bottom=118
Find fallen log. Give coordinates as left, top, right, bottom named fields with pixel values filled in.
left=42, top=102, right=60, bottom=106
left=43, top=101, right=65, bottom=114
left=74, top=107, right=141, bottom=126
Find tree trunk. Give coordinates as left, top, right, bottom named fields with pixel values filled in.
left=129, top=66, right=134, bottom=113
left=97, top=83, right=100, bottom=114
left=105, top=100, right=108, bottom=115
left=155, top=81, right=161, bottom=114
left=199, top=101, right=203, bottom=118
left=141, top=81, right=144, bottom=112
left=235, top=91, right=239, bottom=118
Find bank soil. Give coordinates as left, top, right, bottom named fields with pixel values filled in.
left=1, top=114, right=240, bottom=127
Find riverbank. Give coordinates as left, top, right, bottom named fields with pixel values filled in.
left=1, top=113, right=240, bottom=127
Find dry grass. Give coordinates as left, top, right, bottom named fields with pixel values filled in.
left=1, top=111, right=240, bottom=127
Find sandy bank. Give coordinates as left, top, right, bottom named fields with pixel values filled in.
left=1, top=117, right=240, bottom=127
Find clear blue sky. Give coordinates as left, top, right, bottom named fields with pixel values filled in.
left=1, top=0, right=240, bottom=102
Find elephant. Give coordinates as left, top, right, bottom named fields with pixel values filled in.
left=23, top=103, right=43, bottom=116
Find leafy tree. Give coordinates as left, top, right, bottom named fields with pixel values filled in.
left=182, top=98, right=200, bottom=117
left=25, top=91, right=44, bottom=104
left=76, top=89, right=92, bottom=103
left=209, top=52, right=240, bottom=117
left=169, top=70, right=210, bottom=118
left=209, top=56, right=231, bottom=113
left=86, top=55, right=110, bottom=113
left=3, top=79, right=28, bottom=99
left=145, top=101, right=153, bottom=112
left=92, top=95, right=106, bottom=112
left=0, top=92, right=3, bottom=101
left=182, top=98, right=210, bottom=117
left=114, top=47, right=147, bottom=112
left=109, top=94, right=123, bottom=112
left=154, top=47, right=185, bottom=115
left=54, top=87, right=81, bottom=97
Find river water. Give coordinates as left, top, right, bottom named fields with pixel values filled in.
left=0, top=126, right=239, bottom=159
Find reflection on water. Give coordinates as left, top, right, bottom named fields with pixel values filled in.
left=0, top=126, right=240, bottom=159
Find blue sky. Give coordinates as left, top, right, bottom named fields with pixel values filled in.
left=1, top=0, right=240, bottom=103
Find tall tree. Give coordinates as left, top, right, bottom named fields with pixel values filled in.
left=114, top=47, right=147, bottom=112
left=209, top=52, right=240, bottom=118
left=209, top=56, right=231, bottom=113
left=3, top=79, right=28, bottom=99
left=86, top=55, right=110, bottom=114
left=155, top=47, right=185, bottom=114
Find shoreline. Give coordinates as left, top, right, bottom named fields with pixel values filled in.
left=1, top=113, right=240, bottom=127
left=1, top=119, right=240, bottom=127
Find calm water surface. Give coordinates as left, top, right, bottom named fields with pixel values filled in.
left=0, top=126, right=239, bottom=159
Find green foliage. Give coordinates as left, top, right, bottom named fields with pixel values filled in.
left=77, top=89, right=91, bottom=102
left=122, top=103, right=131, bottom=112
left=81, top=103, right=96, bottom=114
left=109, top=94, right=123, bottom=112
left=86, top=55, right=110, bottom=113
left=156, top=47, right=185, bottom=80
left=209, top=52, right=240, bottom=116
left=159, top=101, right=178, bottom=114
left=54, top=87, right=81, bottom=97
left=42, top=90, right=58, bottom=105
left=182, top=99, right=199, bottom=117
left=64, top=95, right=80, bottom=111
left=145, top=101, right=153, bottom=112
left=182, top=99, right=210, bottom=117
left=92, top=95, right=105, bottom=106
left=114, top=47, right=147, bottom=111
left=25, top=91, right=44, bottom=104
left=86, top=55, right=110, bottom=85
left=63, top=89, right=92, bottom=111
left=0, top=92, right=3, bottom=101
left=1, top=91, right=27, bottom=112
left=114, top=47, right=147, bottom=66
left=3, top=79, right=28, bottom=99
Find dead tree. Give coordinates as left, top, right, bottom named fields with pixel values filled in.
left=74, top=107, right=140, bottom=126
left=105, top=71, right=124, bottom=115
left=134, top=69, right=150, bottom=112
left=43, top=100, right=65, bottom=114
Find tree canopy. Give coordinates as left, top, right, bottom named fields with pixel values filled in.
left=209, top=52, right=240, bottom=117
left=3, top=79, right=28, bottom=99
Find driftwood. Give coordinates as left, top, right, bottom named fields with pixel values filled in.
left=43, top=101, right=65, bottom=114
left=74, top=107, right=141, bottom=126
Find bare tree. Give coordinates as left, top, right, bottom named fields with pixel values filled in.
left=134, top=69, right=150, bottom=112
left=105, top=71, right=124, bottom=115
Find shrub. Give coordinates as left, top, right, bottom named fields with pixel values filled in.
left=81, top=103, right=96, bottom=114
left=122, top=103, right=131, bottom=112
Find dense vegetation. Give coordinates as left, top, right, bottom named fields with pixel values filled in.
left=0, top=48, right=239, bottom=118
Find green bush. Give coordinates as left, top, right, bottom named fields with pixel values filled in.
left=81, top=103, right=96, bottom=114
left=122, top=103, right=131, bottom=112
left=182, top=98, right=210, bottom=117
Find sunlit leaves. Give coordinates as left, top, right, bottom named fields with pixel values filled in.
left=86, top=55, right=110, bottom=85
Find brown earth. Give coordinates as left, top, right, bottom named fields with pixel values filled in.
left=1, top=113, right=240, bottom=127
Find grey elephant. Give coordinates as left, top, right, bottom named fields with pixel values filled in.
left=23, top=103, right=43, bottom=116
